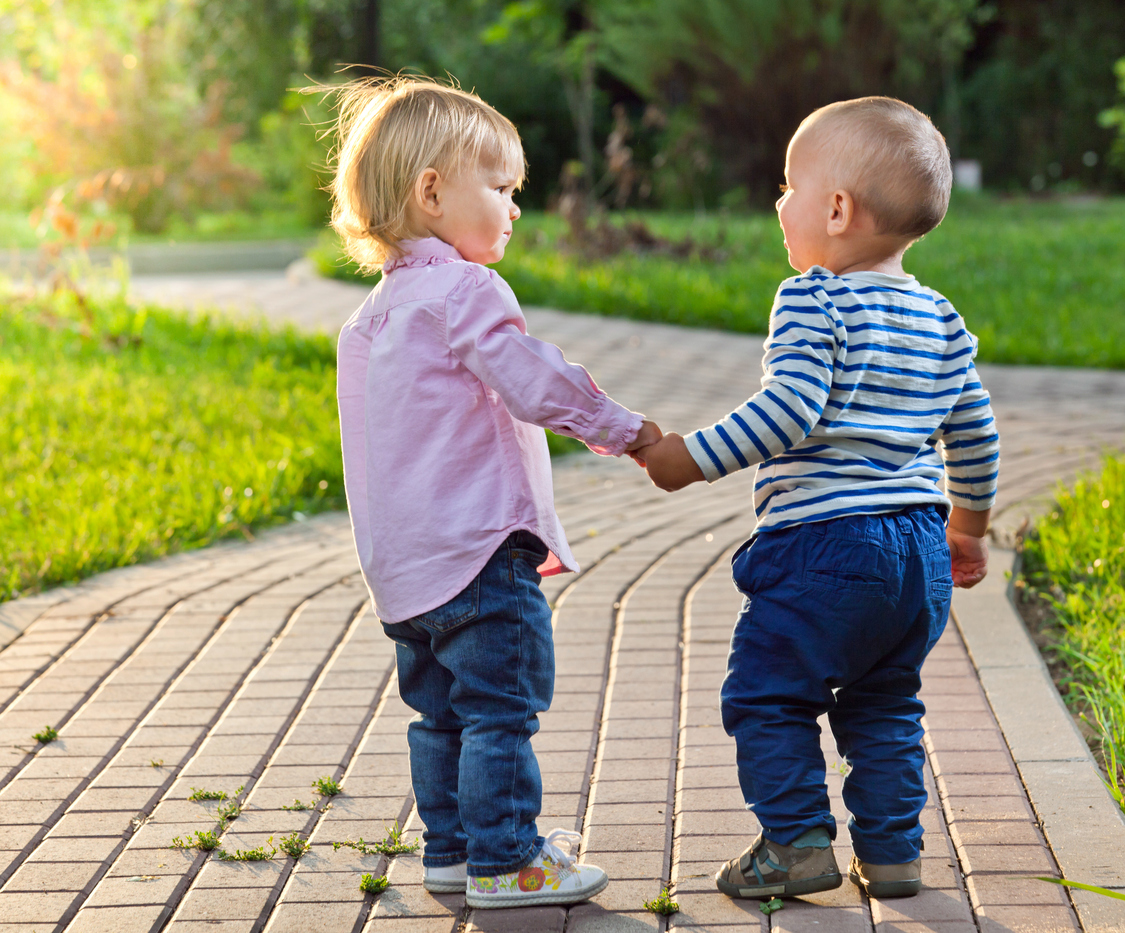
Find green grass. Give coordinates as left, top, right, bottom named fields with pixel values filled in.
left=0, top=284, right=344, bottom=602
left=1020, top=456, right=1125, bottom=810
left=312, top=196, right=1125, bottom=369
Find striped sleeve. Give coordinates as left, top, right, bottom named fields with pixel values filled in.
left=684, top=280, right=837, bottom=482
left=939, top=360, right=999, bottom=510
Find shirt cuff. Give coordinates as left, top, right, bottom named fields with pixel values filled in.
left=583, top=399, right=644, bottom=457
left=684, top=431, right=725, bottom=483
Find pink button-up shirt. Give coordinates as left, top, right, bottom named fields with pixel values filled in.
left=337, top=238, right=643, bottom=624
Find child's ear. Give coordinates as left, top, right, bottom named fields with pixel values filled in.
left=414, top=168, right=443, bottom=218
left=826, top=189, right=855, bottom=238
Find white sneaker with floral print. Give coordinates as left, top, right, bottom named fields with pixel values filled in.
left=466, top=829, right=609, bottom=908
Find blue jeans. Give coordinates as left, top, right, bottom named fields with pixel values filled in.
left=721, top=506, right=952, bottom=865
left=381, top=531, right=553, bottom=875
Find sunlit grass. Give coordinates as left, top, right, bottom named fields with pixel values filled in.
left=0, top=284, right=344, bottom=601
left=313, top=197, right=1125, bottom=369
left=1021, top=456, right=1125, bottom=810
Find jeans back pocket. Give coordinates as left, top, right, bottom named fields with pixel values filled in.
left=803, top=568, right=887, bottom=598
left=413, top=575, right=481, bottom=634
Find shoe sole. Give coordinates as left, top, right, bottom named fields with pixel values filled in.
left=716, top=871, right=842, bottom=900
left=848, top=867, right=921, bottom=898
left=466, top=873, right=609, bottom=908
left=423, top=878, right=467, bottom=894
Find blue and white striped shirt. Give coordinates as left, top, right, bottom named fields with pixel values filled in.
left=684, top=267, right=999, bottom=533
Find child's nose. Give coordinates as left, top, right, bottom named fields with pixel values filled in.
left=510, top=202, right=521, bottom=220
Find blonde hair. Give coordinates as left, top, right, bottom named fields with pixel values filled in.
left=327, top=75, right=525, bottom=271
left=797, top=97, right=952, bottom=239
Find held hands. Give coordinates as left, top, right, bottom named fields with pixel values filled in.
left=635, top=432, right=705, bottom=492
left=625, top=420, right=664, bottom=467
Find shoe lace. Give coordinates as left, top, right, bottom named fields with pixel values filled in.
left=540, top=828, right=582, bottom=869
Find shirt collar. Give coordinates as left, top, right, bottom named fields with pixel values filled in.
left=383, top=237, right=463, bottom=273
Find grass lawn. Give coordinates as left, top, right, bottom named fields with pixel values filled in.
left=313, top=195, right=1125, bottom=370
left=1019, top=456, right=1125, bottom=811
left=0, top=283, right=583, bottom=601
left=0, top=284, right=343, bottom=601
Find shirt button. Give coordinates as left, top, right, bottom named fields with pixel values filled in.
left=599, top=429, right=609, bottom=441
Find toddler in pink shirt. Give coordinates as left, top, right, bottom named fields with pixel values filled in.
left=330, top=76, right=658, bottom=908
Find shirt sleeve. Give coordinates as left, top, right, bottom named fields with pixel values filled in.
left=939, top=355, right=999, bottom=511
left=443, top=264, right=643, bottom=456
left=683, top=279, right=838, bottom=482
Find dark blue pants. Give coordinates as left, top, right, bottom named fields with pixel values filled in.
left=381, top=531, right=553, bottom=876
left=721, top=507, right=952, bottom=865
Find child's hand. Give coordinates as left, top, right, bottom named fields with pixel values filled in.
left=640, top=433, right=705, bottom=492
left=947, top=529, right=988, bottom=588
left=625, top=420, right=663, bottom=467
left=947, top=506, right=990, bottom=588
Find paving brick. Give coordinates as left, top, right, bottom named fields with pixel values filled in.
left=82, top=874, right=181, bottom=907
left=870, top=887, right=972, bottom=924
left=666, top=891, right=764, bottom=926
left=966, top=873, right=1071, bottom=908
left=975, top=905, right=1081, bottom=932
left=256, top=899, right=364, bottom=931
left=0, top=800, right=60, bottom=824
left=2, top=860, right=103, bottom=893
left=586, top=803, right=669, bottom=826
left=566, top=904, right=663, bottom=932
left=961, top=841, right=1059, bottom=875
left=464, top=905, right=566, bottom=932
left=67, top=905, right=168, bottom=933
left=0, top=777, right=83, bottom=801
left=175, top=885, right=273, bottom=921
left=947, top=819, right=1045, bottom=848
left=0, top=890, right=78, bottom=922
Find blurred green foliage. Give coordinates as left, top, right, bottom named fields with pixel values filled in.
left=2, top=0, right=1124, bottom=227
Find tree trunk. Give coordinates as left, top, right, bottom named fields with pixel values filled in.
left=357, top=0, right=381, bottom=69
left=563, top=41, right=596, bottom=191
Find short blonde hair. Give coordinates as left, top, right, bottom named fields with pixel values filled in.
left=797, top=97, right=952, bottom=239
left=328, top=75, right=525, bottom=271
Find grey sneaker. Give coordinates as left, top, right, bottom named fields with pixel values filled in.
left=715, top=827, right=842, bottom=899
left=423, top=862, right=467, bottom=893
left=847, top=855, right=922, bottom=898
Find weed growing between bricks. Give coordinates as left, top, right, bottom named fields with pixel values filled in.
left=312, top=775, right=342, bottom=797
left=170, top=830, right=221, bottom=851
left=359, top=873, right=390, bottom=894
left=32, top=725, right=58, bottom=744
left=332, top=821, right=419, bottom=857
left=215, top=837, right=277, bottom=861
left=277, top=832, right=311, bottom=860
left=643, top=887, right=679, bottom=915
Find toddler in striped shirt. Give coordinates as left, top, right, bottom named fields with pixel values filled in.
left=635, top=97, right=999, bottom=901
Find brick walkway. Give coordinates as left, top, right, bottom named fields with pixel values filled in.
left=0, top=271, right=1120, bottom=932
